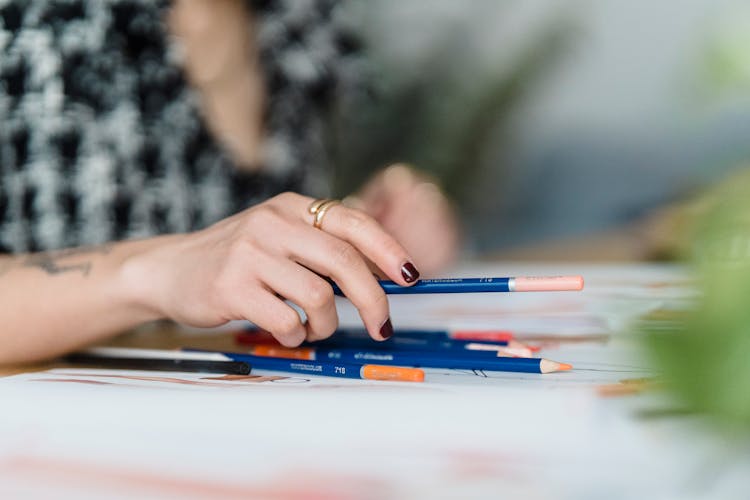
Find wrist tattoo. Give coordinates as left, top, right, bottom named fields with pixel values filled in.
left=21, top=244, right=113, bottom=277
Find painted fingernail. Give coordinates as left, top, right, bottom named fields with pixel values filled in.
left=401, top=262, right=420, bottom=283
left=379, top=317, right=394, bottom=339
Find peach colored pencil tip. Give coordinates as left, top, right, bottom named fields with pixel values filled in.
left=539, top=359, right=574, bottom=373
left=513, top=275, right=584, bottom=292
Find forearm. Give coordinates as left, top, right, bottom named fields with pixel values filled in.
left=1, top=191, right=424, bottom=364
left=0, top=237, right=174, bottom=364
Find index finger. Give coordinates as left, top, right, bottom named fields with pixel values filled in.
left=311, top=201, right=420, bottom=287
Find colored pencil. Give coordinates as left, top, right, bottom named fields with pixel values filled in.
left=312, top=334, right=536, bottom=357
left=447, top=330, right=515, bottom=342
left=331, top=328, right=537, bottom=353
left=330, top=276, right=584, bottom=295
left=349, top=328, right=514, bottom=342
left=248, top=346, right=572, bottom=374
left=235, top=330, right=535, bottom=357
left=237, top=327, right=515, bottom=343
left=237, top=327, right=528, bottom=349
left=66, top=347, right=251, bottom=375
left=184, top=350, right=424, bottom=382
left=317, top=327, right=517, bottom=344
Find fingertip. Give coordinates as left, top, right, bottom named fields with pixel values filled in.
left=400, top=261, right=420, bottom=285
left=378, top=317, right=394, bottom=340
left=276, top=329, right=306, bottom=348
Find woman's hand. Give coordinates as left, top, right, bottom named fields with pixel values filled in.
left=124, top=192, right=420, bottom=347
left=348, top=164, right=461, bottom=275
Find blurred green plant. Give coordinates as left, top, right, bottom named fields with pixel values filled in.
left=700, top=6, right=750, bottom=95
left=644, top=169, right=750, bottom=426
left=327, top=11, right=577, bottom=202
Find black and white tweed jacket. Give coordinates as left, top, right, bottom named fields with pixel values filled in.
left=0, top=0, right=362, bottom=252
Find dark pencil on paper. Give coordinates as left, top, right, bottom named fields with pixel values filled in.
left=65, top=347, right=251, bottom=375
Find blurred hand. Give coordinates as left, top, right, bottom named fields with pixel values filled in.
left=347, top=164, right=461, bottom=275
left=126, top=193, right=420, bottom=346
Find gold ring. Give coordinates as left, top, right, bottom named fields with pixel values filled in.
left=308, top=198, right=341, bottom=229
left=308, top=198, right=331, bottom=215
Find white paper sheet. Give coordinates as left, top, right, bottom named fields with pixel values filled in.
left=2, top=263, right=742, bottom=499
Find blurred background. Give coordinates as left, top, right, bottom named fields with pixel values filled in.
left=329, top=0, right=750, bottom=255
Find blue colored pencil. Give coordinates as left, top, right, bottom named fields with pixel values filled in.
left=305, top=328, right=536, bottom=356
left=319, top=349, right=568, bottom=373
left=237, top=328, right=534, bottom=356
left=330, top=276, right=583, bottom=295
left=186, top=351, right=424, bottom=382
left=240, top=326, right=517, bottom=344
left=305, top=333, right=518, bottom=354
left=246, top=347, right=572, bottom=374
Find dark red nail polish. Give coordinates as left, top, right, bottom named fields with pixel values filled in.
left=401, top=262, right=420, bottom=283
left=379, top=318, right=394, bottom=339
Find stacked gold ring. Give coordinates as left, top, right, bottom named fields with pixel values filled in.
left=308, top=198, right=341, bottom=229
